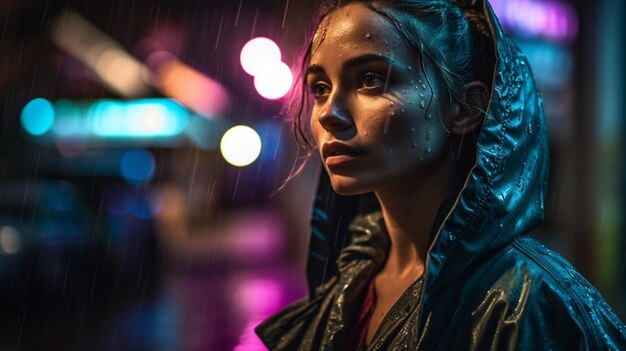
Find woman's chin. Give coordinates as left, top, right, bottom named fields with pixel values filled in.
left=329, top=176, right=372, bottom=196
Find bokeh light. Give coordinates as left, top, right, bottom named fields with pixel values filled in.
left=253, top=61, right=293, bottom=100
left=240, top=37, right=282, bottom=76
left=21, top=98, right=55, bottom=136
left=0, top=226, right=21, bottom=255
left=490, top=0, right=578, bottom=42
left=220, top=125, right=262, bottom=167
left=92, top=99, right=188, bottom=138
left=152, top=53, right=231, bottom=117
left=120, top=149, right=156, bottom=185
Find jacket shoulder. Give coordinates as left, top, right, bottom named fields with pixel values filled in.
left=465, top=235, right=626, bottom=350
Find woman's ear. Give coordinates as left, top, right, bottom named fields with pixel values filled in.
left=448, top=80, right=489, bottom=135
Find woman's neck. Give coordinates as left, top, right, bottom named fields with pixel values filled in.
left=374, top=157, right=456, bottom=276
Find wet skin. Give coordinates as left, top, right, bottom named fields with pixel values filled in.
left=307, top=3, right=452, bottom=196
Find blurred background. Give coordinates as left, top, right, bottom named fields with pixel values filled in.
left=0, top=0, right=624, bottom=349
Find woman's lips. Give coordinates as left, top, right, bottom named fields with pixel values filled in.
left=325, top=153, right=362, bottom=167
left=322, top=142, right=363, bottom=167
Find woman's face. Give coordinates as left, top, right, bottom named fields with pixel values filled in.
left=307, top=3, right=451, bottom=195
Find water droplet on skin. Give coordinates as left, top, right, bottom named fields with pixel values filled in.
left=421, top=83, right=427, bottom=89
left=427, top=147, right=432, bottom=153
left=365, top=32, right=371, bottom=39
left=425, top=131, right=432, bottom=140
left=408, top=66, right=412, bottom=71
left=420, top=101, right=425, bottom=109
left=401, top=108, right=405, bottom=113
left=426, top=113, right=432, bottom=120
left=410, top=127, right=415, bottom=133
left=389, top=102, right=394, bottom=107
left=419, top=93, right=424, bottom=98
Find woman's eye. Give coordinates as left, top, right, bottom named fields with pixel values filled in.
left=360, top=73, right=385, bottom=90
left=310, top=82, right=331, bottom=98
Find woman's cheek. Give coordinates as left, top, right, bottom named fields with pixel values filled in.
left=416, top=117, right=448, bottom=162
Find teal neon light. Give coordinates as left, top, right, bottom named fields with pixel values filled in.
left=91, top=99, right=188, bottom=138
left=22, top=98, right=190, bottom=139
left=21, top=98, right=56, bottom=136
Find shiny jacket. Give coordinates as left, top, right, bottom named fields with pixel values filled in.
left=256, top=1, right=626, bottom=349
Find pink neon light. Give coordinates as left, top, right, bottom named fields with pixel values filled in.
left=240, top=37, right=282, bottom=77
left=253, top=61, right=293, bottom=100
left=490, top=0, right=578, bottom=41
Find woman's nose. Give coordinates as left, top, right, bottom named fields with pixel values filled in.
left=316, top=94, right=353, bottom=132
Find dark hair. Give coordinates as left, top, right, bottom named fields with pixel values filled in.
left=281, top=0, right=493, bottom=184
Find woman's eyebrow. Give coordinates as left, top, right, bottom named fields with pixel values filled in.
left=305, top=64, right=325, bottom=79
left=306, top=54, right=404, bottom=80
left=341, top=54, right=402, bottom=71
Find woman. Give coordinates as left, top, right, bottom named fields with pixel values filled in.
left=256, top=0, right=626, bottom=349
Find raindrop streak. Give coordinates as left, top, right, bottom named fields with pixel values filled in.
left=188, top=152, right=199, bottom=197
left=281, top=0, right=291, bottom=28
left=273, top=123, right=284, bottom=160
left=234, top=0, right=243, bottom=26
left=250, top=8, right=259, bottom=38
left=384, top=116, right=391, bottom=135
left=383, top=60, right=392, bottom=93
left=214, top=15, right=224, bottom=51
left=62, top=260, right=70, bottom=295
left=90, top=268, right=99, bottom=300
left=205, top=178, right=217, bottom=214
left=232, top=169, right=242, bottom=200
left=152, top=5, right=161, bottom=34
left=456, top=132, right=465, bottom=160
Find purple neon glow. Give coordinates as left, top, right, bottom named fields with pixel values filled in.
left=490, top=0, right=578, bottom=41
left=253, top=61, right=293, bottom=100
left=233, top=278, right=284, bottom=351
left=240, top=37, right=282, bottom=77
